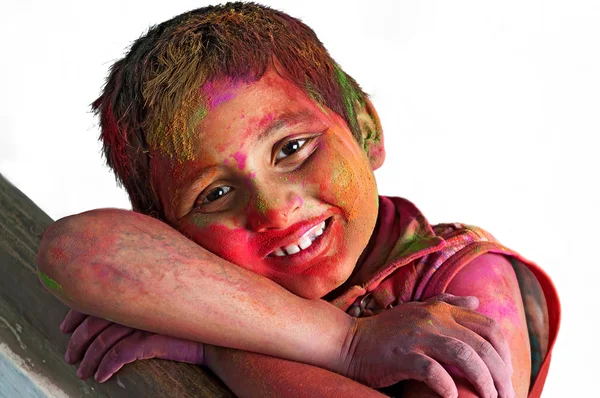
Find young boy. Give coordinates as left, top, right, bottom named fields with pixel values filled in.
left=37, top=2, right=559, bottom=397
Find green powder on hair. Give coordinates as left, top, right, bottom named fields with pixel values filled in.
left=304, top=81, right=328, bottom=115
left=334, top=64, right=364, bottom=135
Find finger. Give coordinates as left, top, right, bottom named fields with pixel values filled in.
left=95, top=330, right=150, bottom=383
left=65, top=316, right=112, bottom=364
left=149, top=334, right=204, bottom=365
left=453, top=311, right=513, bottom=376
left=60, top=310, right=88, bottom=334
left=76, top=324, right=135, bottom=379
left=430, top=336, right=505, bottom=398
left=403, top=354, right=458, bottom=398
left=428, top=294, right=480, bottom=311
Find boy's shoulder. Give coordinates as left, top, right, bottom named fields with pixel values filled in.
left=331, top=195, right=505, bottom=310
left=332, top=195, right=543, bottom=310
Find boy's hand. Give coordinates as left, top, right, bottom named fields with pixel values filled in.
left=60, top=309, right=205, bottom=383
left=339, top=294, right=513, bottom=398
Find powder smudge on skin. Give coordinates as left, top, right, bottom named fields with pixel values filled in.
left=232, top=151, right=247, bottom=170
left=331, top=161, right=352, bottom=212
left=38, top=270, right=67, bottom=298
left=203, top=80, right=238, bottom=109
left=192, top=214, right=211, bottom=229
left=38, top=270, right=64, bottom=293
left=255, top=192, right=269, bottom=215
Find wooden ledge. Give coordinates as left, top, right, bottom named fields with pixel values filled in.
left=0, top=173, right=234, bottom=397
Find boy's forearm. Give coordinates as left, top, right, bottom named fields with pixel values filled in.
left=205, top=345, right=386, bottom=398
left=37, top=208, right=353, bottom=371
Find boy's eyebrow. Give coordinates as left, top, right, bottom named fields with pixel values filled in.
left=255, top=110, right=316, bottom=142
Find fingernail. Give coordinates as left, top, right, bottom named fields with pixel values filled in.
left=76, top=367, right=84, bottom=378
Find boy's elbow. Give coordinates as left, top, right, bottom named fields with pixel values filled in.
left=36, top=208, right=128, bottom=300
left=38, top=216, right=71, bottom=275
left=36, top=216, right=75, bottom=304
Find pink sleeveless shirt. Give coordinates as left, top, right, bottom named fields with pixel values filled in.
left=328, top=196, right=560, bottom=397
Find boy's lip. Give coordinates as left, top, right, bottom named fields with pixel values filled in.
left=254, top=214, right=333, bottom=258
left=263, top=215, right=337, bottom=272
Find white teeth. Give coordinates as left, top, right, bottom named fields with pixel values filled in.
left=284, top=245, right=301, bottom=255
left=269, top=219, right=329, bottom=257
left=298, top=236, right=312, bottom=250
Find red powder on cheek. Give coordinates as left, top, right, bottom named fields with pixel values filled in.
left=182, top=222, right=268, bottom=275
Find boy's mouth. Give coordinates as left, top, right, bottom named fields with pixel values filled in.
left=266, top=217, right=332, bottom=258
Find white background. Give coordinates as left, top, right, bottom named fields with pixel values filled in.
left=1, top=1, right=599, bottom=396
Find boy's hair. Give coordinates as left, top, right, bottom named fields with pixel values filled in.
left=93, top=1, right=370, bottom=219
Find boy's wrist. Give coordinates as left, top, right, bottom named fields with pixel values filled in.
left=203, top=300, right=357, bottom=375
left=301, top=299, right=357, bottom=373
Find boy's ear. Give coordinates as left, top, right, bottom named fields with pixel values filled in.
left=356, top=98, right=385, bottom=170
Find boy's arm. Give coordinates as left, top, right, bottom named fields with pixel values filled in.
left=404, top=253, right=530, bottom=398
left=38, top=208, right=350, bottom=371
left=204, top=345, right=387, bottom=398
left=37, top=208, right=513, bottom=395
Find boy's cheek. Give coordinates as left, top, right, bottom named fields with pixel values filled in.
left=178, top=217, right=255, bottom=266
left=306, top=145, right=375, bottom=221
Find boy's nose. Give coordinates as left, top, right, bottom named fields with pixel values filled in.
left=246, top=191, right=303, bottom=232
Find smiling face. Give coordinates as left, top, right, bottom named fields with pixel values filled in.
left=151, top=69, right=380, bottom=299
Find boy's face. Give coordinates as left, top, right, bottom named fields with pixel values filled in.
left=152, top=70, right=379, bottom=299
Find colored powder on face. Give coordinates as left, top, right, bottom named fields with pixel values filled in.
left=202, top=78, right=246, bottom=115
left=255, top=192, right=268, bottom=214
left=38, top=270, right=63, bottom=293
left=207, top=90, right=235, bottom=109
left=331, top=161, right=352, bottom=201
left=232, top=151, right=247, bottom=170
left=190, top=106, right=208, bottom=131
left=427, top=319, right=434, bottom=326
left=192, top=214, right=211, bottom=228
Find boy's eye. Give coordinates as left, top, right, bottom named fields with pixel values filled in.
left=275, top=138, right=308, bottom=162
left=201, top=186, right=233, bottom=204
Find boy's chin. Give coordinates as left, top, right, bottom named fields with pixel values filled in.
left=283, top=263, right=355, bottom=300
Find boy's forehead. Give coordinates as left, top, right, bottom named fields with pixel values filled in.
left=193, top=71, right=329, bottom=150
